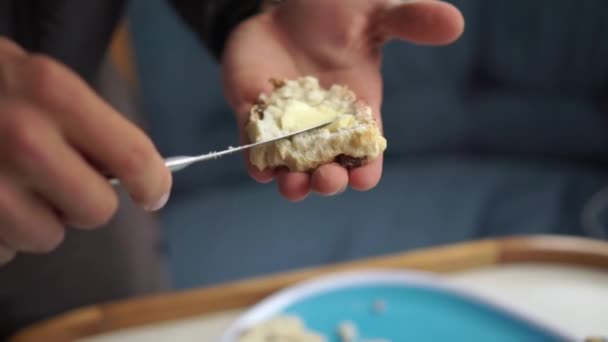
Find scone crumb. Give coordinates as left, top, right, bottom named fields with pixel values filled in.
left=237, top=315, right=392, bottom=342
left=237, top=316, right=325, bottom=342
left=337, top=321, right=358, bottom=342
left=372, top=299, right=387, bottom=314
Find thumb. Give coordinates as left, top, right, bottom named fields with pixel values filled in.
left=378, top=0, right=465, bottom=45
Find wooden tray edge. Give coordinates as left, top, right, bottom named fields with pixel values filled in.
left=10, top=235, right=608, bottom=342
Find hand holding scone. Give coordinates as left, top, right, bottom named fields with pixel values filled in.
left=222, top=0, right=464, bottom=201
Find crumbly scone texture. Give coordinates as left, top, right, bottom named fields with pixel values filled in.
left=247, top=76, right=387, bottom=172
left=238, top=316, right=326, bottom=342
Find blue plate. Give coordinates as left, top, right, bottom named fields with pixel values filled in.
left=221, top=270, right=575, bottom=342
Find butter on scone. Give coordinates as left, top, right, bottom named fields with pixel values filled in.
left=247, top=76, right=387, bottom=172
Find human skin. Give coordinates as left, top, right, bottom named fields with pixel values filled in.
left=0, top=0, right=463, bottom=263
left=222, top=0, right=464, bottom=201
left=0, top=39, right=172, bottom=264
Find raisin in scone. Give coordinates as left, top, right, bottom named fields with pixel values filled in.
left=247, top=76, right=387, bottom=172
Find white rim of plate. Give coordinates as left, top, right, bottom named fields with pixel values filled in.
left=219, top=269, right=577, bottom=342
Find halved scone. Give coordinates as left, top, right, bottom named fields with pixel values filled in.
left=237, top=316, right=325, bottom=342
left=247, top=76, right=387, bottom=172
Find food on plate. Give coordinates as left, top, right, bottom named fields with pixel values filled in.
left=246, top=76, right=387, bottom=172
left=337, top=321, right=358, bottom=342
left=372, top=299, right=387, bottom=314
left=237, top=315, right=391, bottom=342
left=237, top=316, right=325, bottom=342
left=337, top=321, right=390, bottom=342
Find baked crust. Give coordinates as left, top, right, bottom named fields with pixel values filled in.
left=247, top=76, right=387, bottom=172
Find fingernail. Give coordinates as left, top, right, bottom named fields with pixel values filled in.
left=332, top=186, right=348, bottom=196
left=144, top=192, right=170, bottom=212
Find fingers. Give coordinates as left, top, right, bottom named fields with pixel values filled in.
left=0, top=243, right=16, bottom=265
left=0, top=232, right=16, bottom=266
left=277, top=163, right=350, bottom=200
left=1, top=106, right=118, bottom=228
left=277, top=169, right=311, bottom=202
left=0, top=38, right=26, bottom=94
left=0, top=173, right=65, bottom=254
left=0, top=38, right=172, bottom=263
left=240, top=129, right=275, bottom=184
left=72, top=119, right=171, bottom=212
left=10, top=55, right=172, bottom=211
left=248, top=160, right=275, bottom=184
left=277, top=159, right=378, bottom=199
left=311, top=163, right=349, bottom=195
left=380, top=0, right=465, bottom=45
left=0, top=37, right=26, bottom=60
left=348, top=155, right=383, bottom=191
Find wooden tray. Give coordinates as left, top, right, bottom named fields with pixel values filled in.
left=9, top=235, right=608, bottom=342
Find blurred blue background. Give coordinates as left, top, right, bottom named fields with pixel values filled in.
left=126, top=0, right=608, bottom=289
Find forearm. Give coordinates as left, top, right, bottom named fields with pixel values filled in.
left=168, top=0, right=264, bottom=60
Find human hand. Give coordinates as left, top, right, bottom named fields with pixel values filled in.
left=0, top=38, right=171, bottom=264
left=222, top=0, right=464, bottom=201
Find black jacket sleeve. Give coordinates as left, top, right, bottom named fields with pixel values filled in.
left=0, top=0, right=125, bottom=83
left=168, top=0, right=262, bottom=60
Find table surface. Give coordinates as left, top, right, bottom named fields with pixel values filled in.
left=80, top=263, right=608, bottom=342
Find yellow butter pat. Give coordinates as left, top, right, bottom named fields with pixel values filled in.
left=326, top=115, right=355, bottom=132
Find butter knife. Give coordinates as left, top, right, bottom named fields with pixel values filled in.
left=109, top=120, right=333, bottom=185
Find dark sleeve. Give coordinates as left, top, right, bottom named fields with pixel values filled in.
left=168, top=0, right=262, bottom=60
left=2, top=0, right=125, bottom=83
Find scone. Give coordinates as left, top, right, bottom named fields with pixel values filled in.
left=247, top=76, right=387, bottom=172
left=238, top=316, right=326, bottom=342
